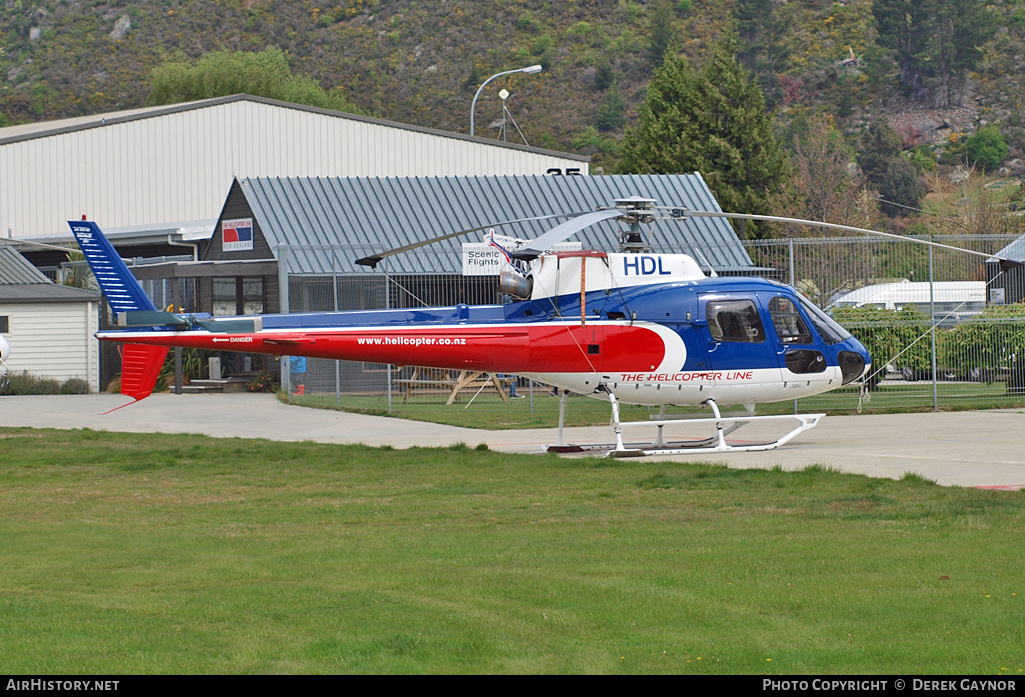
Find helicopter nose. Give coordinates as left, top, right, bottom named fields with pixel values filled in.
left=838, top=350, right=867, bottom=385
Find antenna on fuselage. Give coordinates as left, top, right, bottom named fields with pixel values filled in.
left=692, top=248, right=718, bottom=277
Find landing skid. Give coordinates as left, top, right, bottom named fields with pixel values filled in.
left=546, top=391, right=824, bottom=457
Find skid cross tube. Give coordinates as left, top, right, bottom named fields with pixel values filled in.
left=605, top=397, right=824, bottom=457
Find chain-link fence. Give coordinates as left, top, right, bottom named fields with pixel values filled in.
left=748, top=234, right=1025, bottom=413
left=273, top=236, right=1025, bottom=416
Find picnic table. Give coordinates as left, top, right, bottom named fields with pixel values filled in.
left=394, top=367, right=516, bottom=405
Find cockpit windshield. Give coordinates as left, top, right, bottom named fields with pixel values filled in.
left=797, top=294, right=851, bottom=345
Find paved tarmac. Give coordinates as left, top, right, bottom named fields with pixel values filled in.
left=1, top=393, right=1024, bottom=488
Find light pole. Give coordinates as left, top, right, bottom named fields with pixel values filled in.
left=470, top=64, right=542, bottom=137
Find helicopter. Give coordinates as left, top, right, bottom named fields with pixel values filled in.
left=68, top=198, right=886, bottom=456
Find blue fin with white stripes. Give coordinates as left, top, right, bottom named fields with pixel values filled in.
left=68, top=220, right=166, bottom=405
left=68, top=220, right=157, bottom=313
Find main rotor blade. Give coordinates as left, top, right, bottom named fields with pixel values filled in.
left=510, top=208, right=626, bottom=260
left=679, top=210, right=1023, bottom=270
left=354, top=211, right=590, bottom=269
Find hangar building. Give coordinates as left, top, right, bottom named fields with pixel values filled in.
left=0, top=93, right=589, bottom=243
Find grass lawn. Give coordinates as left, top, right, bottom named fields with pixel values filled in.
left=1, top=428, right=1023, bottom=674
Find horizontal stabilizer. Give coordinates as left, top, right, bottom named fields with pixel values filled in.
left=116, top=311, right=262, bottom=334
left=194, top=317, right=263, bottom=334
left=118, top=310, right=190, bottom=328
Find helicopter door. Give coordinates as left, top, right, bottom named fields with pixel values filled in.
left=699, top=295, right=784, bottom=401
left=764, top=295, right=832, bottom=389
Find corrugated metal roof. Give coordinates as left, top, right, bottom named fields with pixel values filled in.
left=0, top=247, right=52, bottom=284
left=239, top=174, right=753, bottom=275
left=0, top=284, right=100, bottom=302
left=0, top=247, right=99, bottom=301
left=992, top=235, right=1025, bottom=263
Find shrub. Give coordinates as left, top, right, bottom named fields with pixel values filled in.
left=828, top=306, right=931, bottom=385
left=2, top=371, right=73, bottom=395
left=60, top=378, right=91, bottom=394
left=248, top=370, right=279, bottom=393
left=961, top=126, right=1009, bottom=172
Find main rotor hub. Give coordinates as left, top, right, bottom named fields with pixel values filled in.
left=612, top=197, right=657, bottom=251
left=612, top=196, right=657, bottom=226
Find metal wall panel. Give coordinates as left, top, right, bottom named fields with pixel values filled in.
left=0, top=301, right=99, bottom=391
left=0, top=97, right=587, bottom=240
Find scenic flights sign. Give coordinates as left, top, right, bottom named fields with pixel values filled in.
left=462, top=232, right=580, bottom=276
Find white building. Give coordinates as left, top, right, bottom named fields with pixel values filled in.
left=0, top=248, right=101, bottom=392
left=0, top=93, right=589, bottom=241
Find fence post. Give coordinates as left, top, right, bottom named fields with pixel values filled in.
left=788, top=238, right=795, bottom=286
left=278, top=245, right=291, bottom=402
left=929, top=240, right=938, bottom=411
left=386, top=270, right=393, bottom=414
left=333, top=246, right=341, bottom=407
left=790, top=238, right=798, bottom=415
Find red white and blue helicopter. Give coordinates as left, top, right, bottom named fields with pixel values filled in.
left=69, top=197, right=984, bottom=456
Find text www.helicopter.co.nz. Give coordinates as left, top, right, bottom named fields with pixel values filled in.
left=357, top=336, right=467, bottom=347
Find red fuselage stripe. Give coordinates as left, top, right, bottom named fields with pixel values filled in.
left=101, top=323, right=670, bottom=373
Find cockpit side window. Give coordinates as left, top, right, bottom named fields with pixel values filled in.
left=798, top=294, right=852, bottom=345
left=769, top=296, right=813, bottom=344
left=707, top=300, right=765, bottom=343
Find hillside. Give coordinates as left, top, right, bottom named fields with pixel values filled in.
left=2, top=0, right=1024, bottom=173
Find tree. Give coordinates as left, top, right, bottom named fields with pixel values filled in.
left=770, top=118, right=883, bottom=308
left=148, top=48, right=363, bottom=114
left=774, top=117, right=877, bottom=230
left=619, top=32, right=790, bottom=238
left=858, top=119, right=903, bottom=186
left=878, top=157, right=927, bottom=216
left=733, top=0, right=791, bottom=89
left=873, top=0, right=931, bottom=99
left=873, top=0, right=997, bottom=106
left=646, top=0, right=679, bottom=71
left=594, top=83, right=626, bottom=131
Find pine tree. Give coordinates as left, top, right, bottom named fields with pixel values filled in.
left=858, top=119, right=903, bottom=186
left=873, top=0, right=996, bottom=106
left=618, top=49, right=704, bottom=175
left=646, top=0, right=679, bottom=71
left=620, top=33, right=790, bottom=238
left=733, top=0, right=791, bottom=87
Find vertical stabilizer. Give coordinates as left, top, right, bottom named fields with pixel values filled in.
left=68, top=221, right=165, bottom=405
left=68, top=220, right=157, bottom=313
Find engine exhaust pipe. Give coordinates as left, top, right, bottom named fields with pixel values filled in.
left=499, top=270, right=533, bottom=299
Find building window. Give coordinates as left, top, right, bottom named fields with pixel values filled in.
left=0, top=316, right=8, bottom=333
